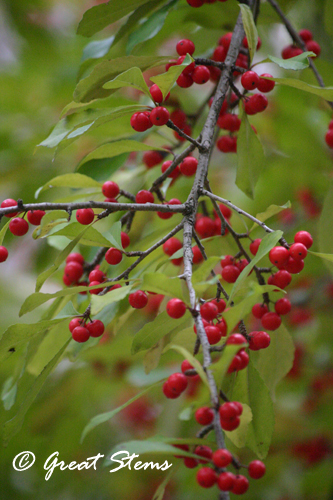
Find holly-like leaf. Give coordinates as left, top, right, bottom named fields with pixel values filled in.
left=268, top=52, right=316, bottom=70
left=239, top=4, right=258, bottom=63
left=236, top=107, right=265, bottom=199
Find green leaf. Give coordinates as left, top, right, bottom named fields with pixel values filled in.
left=78, top=140, right=168, bottom=169
left=225, top=403, right=252, bottom=449
left=192, top=256, right=221, bottom=284
left=103, top=67, right=150, bottom=96
left=1, top=378, right=17, bottom=411
left=74, top=55, right=170, bottom=102
left=3, top=339, right=70, bottom=446
left=126, top=0, right=178, bottom=55
left=150, top=54, right=193, bottom=100
left=268, top=52, right=315, bottom=71
left=309, top=251, right=333, bottom=263
left=38, top=119, right=70, bottom=148
left=249, top=201, right=291, bottom=232
left=164, top=343, right=210, bottom=389
left=211, top=344, right=247, bottom=388
left=0, top=220, right=10, bottom=246
left=50, top=223, right=112, bottom=247
left=236, top=107, right=265, bottom=199
left=231, top=361, right=274, bottom=459
left=141, top=272, right=184, bottom=300
left=91, top=285, right=134, bottom=315
left=81, top=383, right=161, bottom=442
left=77, top=0, right=152, bottom=37
left=318, top=182, right=333, bottom=275
left=251, top=324, right=294, bottom=399
left=103, top=221, right=123, bottom=249
left=267, top=77, right=333, bottom=100
left=81, top=36, right=115, bottom=63
left=131, top=312, right=188, bottom=355
left=239, top=4, right=258, bottom=63
left=36, top=173, right=101, bottom=196
left=228, top=231, right=283, bottom=302
left=78, top=154, right=129, bottom=180
left=32, top=210, right=68, bottom=236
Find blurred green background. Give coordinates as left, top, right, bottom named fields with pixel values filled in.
left=1, top=0, right=333, bottom=499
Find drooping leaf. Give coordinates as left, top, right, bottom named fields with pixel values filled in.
left=36, top=173, right=101, bottom=196
left=251, top=324, right=294, bottom=399
left=268, top=52, right=316, bottom=71
left=239, top=4, right=258, bottom=63
left=3, top=339, right=70, bottom=446
left=77, top=0, right=152, bottom=37
left=228, top=231, right=283, bottom=302
left=103, top=221, right=123, bottom=249
left=74, top=56, right=170, bottom=102
left=126, top=0, right=178, bottom=55
left=231, top=361, right=275, bottom=459
left=236, top=107, right=265, bottom=199
left=249, top=201, right=291, bottom=232
left=267, top=76, right=333, bottom=100
left=141, top=272, right=184, bottom=300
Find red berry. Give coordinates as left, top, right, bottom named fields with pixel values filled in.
left=196, top=467, right=217, bottom=488
left=66, top=253, right=84, bottom=265
left=105, top=247, right=122, bottom=265
left=86, top=320, right=105, bottom=338
left=274, top=269, right=292, bottom=288
left=181, top=359, right=195, bottom=375
left=27, top=210, right=45, bottom=225
left=180, top=156, right=198, bottom=176
left=195, top=217, right=216, bottom=238
left=170, top=109, right=187, bottom=128
left=163, top=237, right=182, bottom=256
left=200, top=302, right=219, bottom=321
left=285, top=256, right=304, bottom=274
left=192, top=246, right=204, bottom=264
left=1, top=198, right=18, bottom=218
left=241, top=71, right=259, bottom=90
left=269, top=246, right=290, bottom=268
left=217, top=113, right=241, bottom=132
left=257, top=73, right=275, bottom=93
left=150, top=106, right=170, bottom=126
left=129, top=290, right=148, bottom=309
left=161, top=160, right=181, bottom=180
left=184, top=457, right=199, bottom=467
left=217, top=135, right=237, bottom=153
left=306, top=40, right=321, bottom=57
left=195, top=445, right=213, bottom=464
left=220, top=417, right=240, bottom=431
left=135, top=190, right=154, bottom=204
left=166, top=298, right=187, bottom=318
left=0, top=246, right=8, bottom=262
left=244, top=93, right=268, bottom=115
left=250, top=238, right=261, bottom=256
left=168, top=372, right=188, bottom=394
left=76, top=208, right=94, bottom=225
left=294, top=230, right=313, bottom=249
left=72, top=326, right=90, bottom=343
left=120, top=231, right=130, bottom=249
left=219, top=401, right=242, bottom=421
left=9, top=218, right=29, bottom=236
left=222, top=265, right=240, bottom=283
left=290, top=242, right=307, bottom=261
left=212, top=298, right=226, bottom=313
left=205, top=325, right=222, bottom=345
left=220, top=32, right=233, bottom=50
left=249, top=331, right=271, bottom=350
left=216, top=319, right=227, bottom=336
left=174, top=124, right=192, bottom=142
left=299, top=29, right=312, bottom=42
left=173, top=444, right=189, bottom=458
left=261, top=312, right=281, bottom=331
left=217, top=472, right=236, bottom=491
left=282, top=45, right=302, bottom=59
left=89, top=281, right=103, bottom=294
left=252, top=303, right=268, bottom=319
left=219, top=204, right=232, bottom=219
left=275, top=297, right=291, bottom=315
left=186, top=0, right=204, bottom=8
left=325, top=130, right=333, bottom=148
left=177, top=73, right=193, bottom=88
left=248, top=460, right=266, bottom=479
left=149, top=84, right=169, bottom=104
left=236, top=259, right=249, bottom=273
left=176, top=39, right=195, bottom=56
left=162, top=380, right=180, bottom=399
left=69, top=317, right=83, bottom=333
left=195, top=407, right=215, bottom=426
left=213, top=45, right=226, bottom=62
left=102, top=181, right=119, bottom=199
left=142, top=150, right=163, bottom=168
left=221, top=255, right=234, bottom=268
left=157, top=198, right=181, bottom=219
left=226, top=333, right=247, bottom=346
left=64, top=262, right=84, bottom=283
left=130, top=112, right=152, bottom=132
left=213, top=449, right=233, bottom=468
left=243, top=35, right=262, bottom=50
left=232, top=475, right=249, bottom=495
left=238, top=350, right=249, bottom=369
left=192, top=65, right=211, bottom=84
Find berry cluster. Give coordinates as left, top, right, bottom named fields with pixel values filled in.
left=68, top=316, right=105, bottom=342
left=281, top=29, right=321, bottom=59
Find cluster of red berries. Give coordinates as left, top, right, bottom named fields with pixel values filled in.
left=68, top=316, right=105, bottom=343
left=195, top=203, right=232, bottom=237
left=282, top=29, right=321, bottom=59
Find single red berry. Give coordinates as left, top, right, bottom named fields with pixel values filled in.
left=9, top=218, right=29, bottom=236
left=173, top=443, right=189, bottom=458
left=157, top=198, right=181, bottom=220
left=150, top=106, right=170, bottom=126
left=238, top=349, right=249, bottom=370
left=0, top=246, right=8, bottom=262
left=217, top=113, right=241, bottom=132
left=119, top=232, right=130, bottom=249
left=76, top=208, right=94, bottom=225
left=176, top=39, right=195, bottom=56
left=219, top=401, right=242, bottom=421
left=216, top=318, right=227, bottom=336
left=241, top=71, right=260, bottom=90
left=192, top=246, right=204, bottom=264
left=222, top=265, right=240, bottom=283
left=135, top=190, right=154, bottom=204
left=66, top=253, right=84, bottom=265
left=217, top=472, right=236, bottom=491
left=181, top=359, right=195, bottom=375
left=200, top=302, right=219, bottom=321
left=221, top=255, right=234, bottom=268
left=290, top=242, right=308, bottom=261
left=250, top=238, right=261, bottom=256
left=325, top=130, right=333, bottom=148
left=192, top=65, right=211, bottom=84
left=105, top=247, right=122, bottom=265
left=72, top=326, right=90, bottom=343
left=1, top=198, right=18, bottom=218
left=274, top=269, right=292, bottom=288
left=89, top=281, right=103, bottom=294
left=168, top=372, right=188, bottom=394
left=142, top=150, right=163, bottom=168
left=174, top=124, right=192, bottom=142
left=257, top=73, right=275, bottom=93
left=86, top=320, right=105, bottom=338
left=220, top=417, right=240, bottom=431
left=226, top=333, right=247, bottom=346
left=249, top=331, right=271, bottom=350
left=102, top=181, right=119, bottom=199
left=195, top=445, right=213, bottom=464
left=269, top=246, right=290, bottom=268
left=261, top=312, right=281, bottom=331
left=27, top=210, right=45, bottom=225
left=217, top=135, right=237, bottom=153
left=236, top=259, right=249, bottom=273
left=299, top=29, right=313, bottom=42
left=149, top=84, right=169, bottom=104
left=170, top=109, right=187, bottom=128
left=284, top=256, right=304, bottom=274
left=282, top=45, right=303, bottom=59
left=196, top=467, right=217, bottom=488
left=306, top=40, right=321, bottom=57
left=212, top=298, right=226, bottom=313
left=213, top=449, right=233, bottom=468
left=195, top=407, right=215, bottom=426
left=162, top=380, right=180, bottom=399
left=228, top=355, right=242, bottom=373
left=180, top=156, right=198, bottom=176
left=177, top=73, right=193, bottom=88
left=213, top=45, right=226, bottom=62
left=294, top=230, right=313, bottom=249
left=64, top=262, right=84, bottom=283
left=252, top=303, right=268, bottom=319
left=184, top=457, right=199, bottom=468
left=88, top=269, right=105, bottom=283
left=130, top=112, right=152, bottom=132
left=161, top=160, right=181, bottom=179
left=275, top=297, right=292, bottom=315
left=232, top=475, right=249, bottom=495
left=244, top=93, right=268, bottom=115
left=163, top=237, right=182, bottom=256
left=205, top=325, right=222, bottom=345
left=69, top=317, right=84, bottom=333
left=129, top=290, right=148, bottom=309
left=220, top=32, right=233, bottom=50
left=248, top=460, right=266, bottom=479
left=166, top=298, right=187, bottom=318
left=195, top=216, right=216, bottom=238
left=193, top=319, right=209, bottom=334
left=218, top=203, right=232, bottom=219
